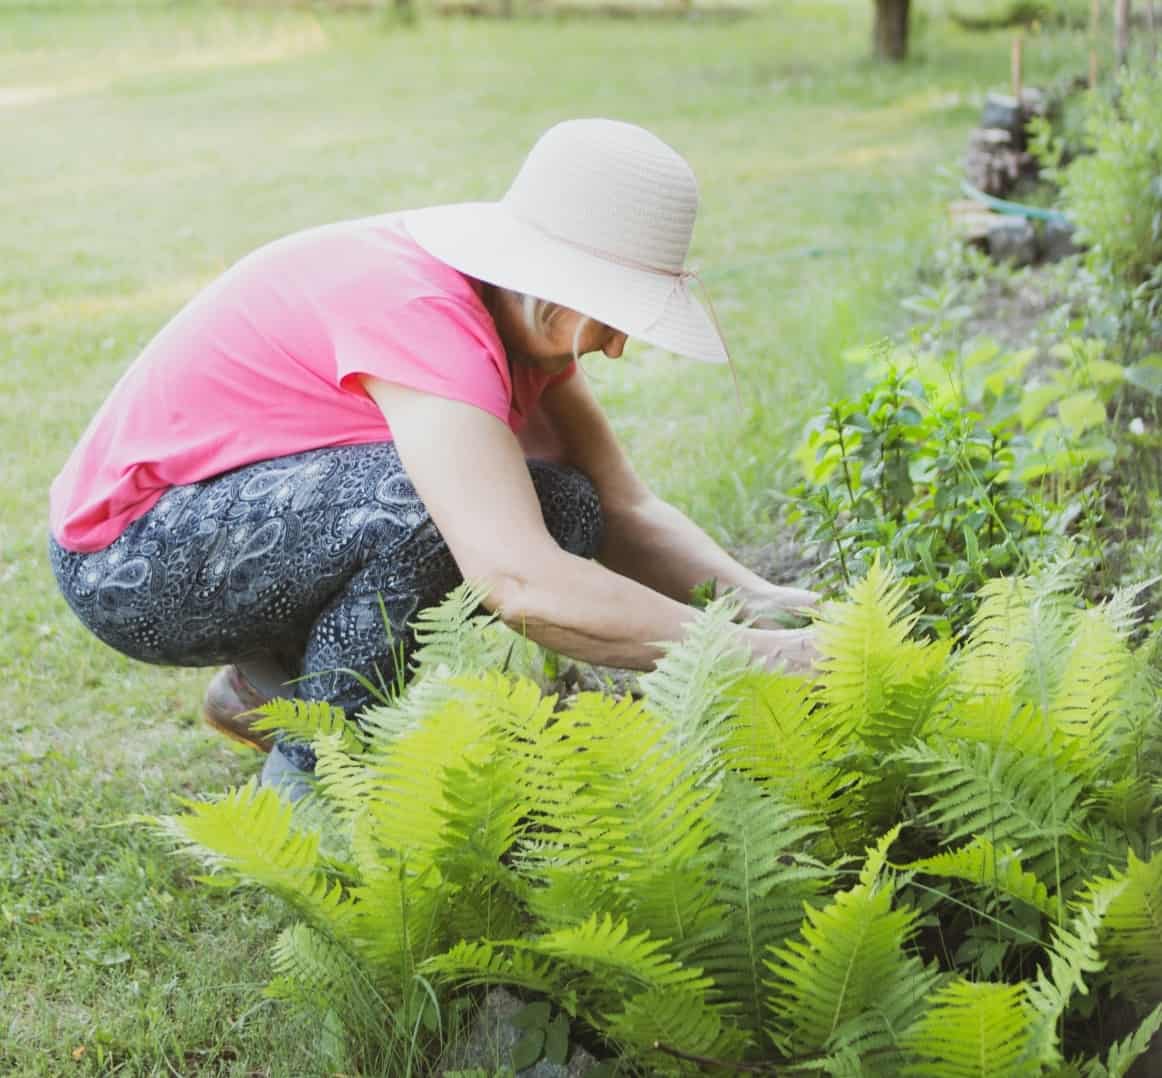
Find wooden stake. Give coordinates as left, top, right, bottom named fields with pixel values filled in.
left=1011, top=35, right=1024, bottom=100
left=1115, top=0, right=1132, bottom=68
left=1090, top=0, right=1101, bottom=86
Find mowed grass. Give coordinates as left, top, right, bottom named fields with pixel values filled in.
left=0, top=4, right=1095, bottom=1074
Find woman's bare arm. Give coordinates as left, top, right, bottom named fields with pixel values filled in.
left=538, top=373, right=819, bottom=625
left=360, top=376, right=816, bottom=672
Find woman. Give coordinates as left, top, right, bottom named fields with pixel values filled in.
left=49, top=118, right=819, bottom=791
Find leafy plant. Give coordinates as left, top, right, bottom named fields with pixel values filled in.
left=154, top=566, right=1162, bottom=1075
left=1032, top=69, right=1162, bottom=311
left=788, top=344, right=1112, bottom=636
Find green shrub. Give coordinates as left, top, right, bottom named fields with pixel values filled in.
left=788, top=339, right=1122, bottom=637
left=155, top=568, right=1162, bottom=1075
left=1035, top=69, right=1162, bottom=295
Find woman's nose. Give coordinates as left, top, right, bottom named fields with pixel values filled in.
left=603, top=332, right=628, bottom=358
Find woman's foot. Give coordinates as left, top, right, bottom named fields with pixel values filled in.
left=202, top=665, right=276, bottom=753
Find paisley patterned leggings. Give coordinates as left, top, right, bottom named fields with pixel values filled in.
left=49, top=443, right=603, bottom=766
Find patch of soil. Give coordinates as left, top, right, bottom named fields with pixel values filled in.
left=731, top=529, right=820, bottom=591
left=958, top=265, right=1073, bottom=353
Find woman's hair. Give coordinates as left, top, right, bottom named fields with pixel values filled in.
left=520, top=292, right=592, bottom=366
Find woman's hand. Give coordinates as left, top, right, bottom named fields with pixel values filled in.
left=744, top=626, right=820, bottom=676
left=743, top=584, right=821, bottom=629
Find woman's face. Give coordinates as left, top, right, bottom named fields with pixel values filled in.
left=491, top=290, right=627, bottom=376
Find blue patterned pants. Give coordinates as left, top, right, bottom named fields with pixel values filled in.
left=49, top=443, right=603, bottom=764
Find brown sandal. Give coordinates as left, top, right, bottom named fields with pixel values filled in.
left=202, top=665, right=276, bottom=753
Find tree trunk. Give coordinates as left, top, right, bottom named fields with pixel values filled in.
left=873, top=0, right=911, bottom=62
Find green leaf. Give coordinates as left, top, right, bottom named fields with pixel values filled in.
left=1124, top=354, right=1162, bottom=397
left=513, top=1000, right=551, bottom=1030
left=511, top=1027, right=545, bottom=1071
left=902, top=979, right=1034, bottom=1077
left=545, top=1012, right=570, bottom=1065
left=1056, top=391, right=1107, bottom=435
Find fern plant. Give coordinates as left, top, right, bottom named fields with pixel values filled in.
left=155, top=564, right=1162, bottom=1075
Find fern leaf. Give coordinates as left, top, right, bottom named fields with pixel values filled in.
left=604, top=986, right=750, bottom=1073
left=266, top=920, right=381, bottom=1021
left=250, top=697, right=363, bottom=755
left=901, top=979, right=1034, bottom=1077
left=157, top=780, right=345, bottom=919
left=699, top=776, right=832, bottom=1036
left=723, top=670, right=857, bottom=829
left=813, top=557, right=924, bottom=743
left=519, top=691, right=723, bottom=954
left=358, top=581, right=516, bottom=741
left=955, top=561, right=1083, bottom=716
left=522, top=913, right=712, bottom=999
left=638, top=593, right=754, bottom=780
left=895, top=738, right=1086, bottom=886
left=421, top=940, right=573, bottom=1012
left=1100, top=849, right=1162, bottom=1001
left=765, top=827, right=938, bottom=1061
left=1049, top=602, right=1136, bottom=767
left=409, top=579, right=499, bottom=673
left=903, top=836, right=1056, bottom=918
left=1026, top=879, right=1126, bottom=1067
left=1100, top=1003, right=1162, bottom=1078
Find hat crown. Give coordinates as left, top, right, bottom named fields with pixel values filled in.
left=502, top=119, right=698, bottom=275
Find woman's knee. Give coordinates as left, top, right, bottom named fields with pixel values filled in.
left=527, top=461, right=603, bottom=559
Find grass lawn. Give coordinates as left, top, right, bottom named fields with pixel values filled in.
left=0, top=3, right=1099, bottom=1073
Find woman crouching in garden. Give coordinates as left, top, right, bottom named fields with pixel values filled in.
left=48, top=118, right=819, bottom=795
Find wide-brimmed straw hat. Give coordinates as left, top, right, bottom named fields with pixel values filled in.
left=404, top=118, right=729, bottom=364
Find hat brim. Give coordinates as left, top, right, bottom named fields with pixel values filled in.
left=404, top=202, right=728, bottom=365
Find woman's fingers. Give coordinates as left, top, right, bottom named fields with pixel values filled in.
left=748, top=626, right=820, bottom=675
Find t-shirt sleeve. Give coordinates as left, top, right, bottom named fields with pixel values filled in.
left=332, top=296, right=512, bottom=424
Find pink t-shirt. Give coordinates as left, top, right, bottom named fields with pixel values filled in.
left=50, top=213, right=573, bottom=552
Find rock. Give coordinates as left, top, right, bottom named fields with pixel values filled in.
left=1042, top=217, right=1081, bottom=262
left=441, top=988, right=603, bottom=1077
left=981, top=92, right=1024, bottom=137
left=1019, top=86, right=1048, bottom=118
left=964, top=128, right=1024, bottom=196
left=987, top=217, right=1038, bottom=267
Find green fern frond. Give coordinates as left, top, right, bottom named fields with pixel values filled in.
left=409, top=579, right=499, bottom=674
left=1097, top=1003, right=1162, bottom=1077
left=955, top=561, right=1080, bottom=712
left=313, top=734, right=380, bottom=822
left=723, top=670, right=857, bottom=828
left=699, top=776, right=832, bottom=1036
left=895, top=738, right=1086, bottom=885
left=638, top=593, right=754, bottom=779
left=1049, top=603, right=1135, bottom=767
left=1100, top=849, right=1162, bottom=1001
left=766, top=827, right=938, bottom=1059
left=523, top=913, right=712, bottom=999
left=342, top=851, right=446, bottom=983
left=358, top=581, right=517, bottom=741
left=813, top=557, right=925, bottom=743
left=266, top=920, right=384, bottom=1019
left=421, top=940, right=572, bottom=1011
left=250, top=697, right=364, bottom=754
left=158, top=780, right=345, bottom=919
left=358, top=677, right=522, bottom=862
left=604, top=986, right=750, bottom=1073
left=903, top=836, right=1056, bottom=919
left=941, top=696, right=1076, bottom=769
left=901, top=979, right=1034, bottom=1077
left=520, top=690, right=722, bottom=954
left=857, top=637, right=952, bottom=753
left=1026, top=879, right=1126, bottom=1067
